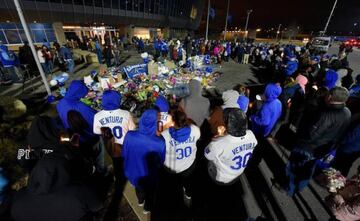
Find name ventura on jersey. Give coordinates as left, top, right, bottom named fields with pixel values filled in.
left=99, top=116, right=123, bottom=126
left=169, top=136, right=196, bottom=147
left=231, top=142, right=256, bottom=155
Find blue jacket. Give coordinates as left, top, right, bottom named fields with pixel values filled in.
left=349, top=84, right=360, bottom=97
left=0, top=45, right=18, bottom=67
left=56, top=80, right=96, bottom=137
left=102, top=90, right=121, bottom=110
left=154, top=95, right=169, bottom=112
left=285, top=60, right=298, bottom=76
left=138, top=40, right=144, bottom=49
left=324, top=69, right=338, bottom=90
left=251, top=84, right=282, bottom=137
left=237, top=95, right=249, bottom=112
left=59, top=47, right=73, bottom=60
left=122, top=109, right=165, bottom=187
left=340, top=124, right=360, bottom=154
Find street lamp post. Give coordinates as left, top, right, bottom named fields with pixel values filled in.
left=223, top=0, right=230, bottom=40
left=244, top=9, right=252, bottom=40
left=205, top=0, right=211, bottom=41
left=322, top=0, right=338, bottom=36
left=275, top=24, right=282, bottom=42
left=13, top=0, right=53, bottom=100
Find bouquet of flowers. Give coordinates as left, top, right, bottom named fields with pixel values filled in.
left=321, top=168, right=347, bottom=193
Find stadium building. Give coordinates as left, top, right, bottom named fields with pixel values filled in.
left=0, top=0, right=205, bottom=46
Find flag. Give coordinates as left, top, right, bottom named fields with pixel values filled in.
left=209, top=7, right=215, bottom=19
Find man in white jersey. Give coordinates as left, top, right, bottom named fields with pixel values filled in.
left=94, top=90, right=135, bottom=146
left=205, top=108, right=257, bottom=184
left=93, top=90, right=135, bottom=193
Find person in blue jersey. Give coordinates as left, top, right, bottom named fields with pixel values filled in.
left=122, top=109, right=165, bottom=214
left=161, top=109, right=200, bottom=201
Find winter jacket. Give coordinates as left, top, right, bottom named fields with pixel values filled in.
left=338, top=120, right=360, bottom=154
left=297, top=103, right=351, bottom=157
left=0, top=45, right=18, bottom=67
left=59, top=46, right=73, bottom=60
left=57, top=80, right=97, bottom=138
left=11, top=153, right=101, bottom=221
left=122, top=109, right=166, bottom=187
left=285, top=60, right=298, bottom=76
left=251, top=84, right=282, bottom=137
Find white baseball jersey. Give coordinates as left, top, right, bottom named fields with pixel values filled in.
left=205, top=130, right=257, bottom=184
left=159, top=112, right=173, bottom=131
left=93, top=109, right=136, bottom=145
left=161, top=124, right=200, bottom=173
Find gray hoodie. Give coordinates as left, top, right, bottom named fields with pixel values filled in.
left=180, top=79, right=210, bottom=126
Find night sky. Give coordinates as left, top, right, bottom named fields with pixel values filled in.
left=201, top=0, right=360, bottom=34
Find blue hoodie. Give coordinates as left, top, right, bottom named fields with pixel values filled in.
left=285, top=59, right=298, bottom=76
left=251, top=84, right=282, bottom=137
left=0, top=45, right=18, bottom=67
left=102, top=90, right=122, bottom=111
left=169, top=126, right=191, bottom=143
left=56, top=80, right=97, bottom=137
left=154, top=96, right=169, bottom=112
left=237, top=95, right=249, bottom=113
left=324, top=69, right=338, bottom=90
left=122, top=109, right=165, bottom=187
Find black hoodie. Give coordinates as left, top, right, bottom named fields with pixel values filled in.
left=11, top=153, right=101, bottom=221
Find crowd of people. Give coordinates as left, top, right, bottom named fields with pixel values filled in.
left=0, top=33, right=360, bottom=221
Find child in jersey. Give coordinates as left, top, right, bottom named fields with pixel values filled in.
left=93, top=90, right=135, bottom=192
left=161, top=108, right=200, bottom=200
left=205, top=108, right=258, bottom=185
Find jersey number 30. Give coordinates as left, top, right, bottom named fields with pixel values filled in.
left=176, top=146, right=192, bottom=160
left=230, top=152, right=252, bottom=170
left=112, top=126, right=123, bottom=139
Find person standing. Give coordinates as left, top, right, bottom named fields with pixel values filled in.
left=54, top=43, right=75, bottom=74
left=0, top=41, right=21, bottom=83
left=18, top=41, right=36, bottom=75
left=37, top=46, right=49, bottom=75
left=205, top=108, right=258, bottom=185
left=93, top=90, right=136, bottom=193
left=95, top=39, right=103, bottom=64
left=103, top=45, right=112, bottom=67
left=122, top=109, right=165, bottom=214
left=332, top=116, right=360, bottom=177
left=286, top=87, right=351, bottom=196
left=248, top=83, right=282, bottom=167
left=161, top=109, right=200, bottom=201
left=57, top=80, right=105, bottom=173
left=179, top=79, right=210, bottom=127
